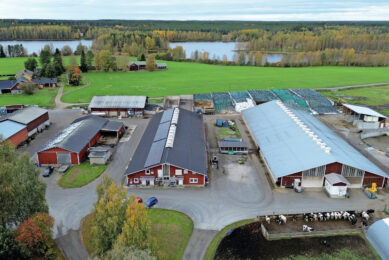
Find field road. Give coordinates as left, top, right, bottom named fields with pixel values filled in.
left=315, top=82, right=389, bottom=91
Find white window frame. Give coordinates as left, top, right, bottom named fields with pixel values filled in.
left=184, top=169, right=188, bottom=174
left=189, top=178, right=198, bottom=184
left=175, top=169, right=182, bottom=176
left=302, top=166, right=325, bottom=177
left=134, top=178, right=139, bottom=183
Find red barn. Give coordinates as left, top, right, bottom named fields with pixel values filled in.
left=0, top=120, right=28, bottom=147
left=37, top=115, right=124, bottom=165
left=242, top=101, right=388, bottom=190
left=7, top=106, right=50, bottom=136
left=88, top=95, right=147, bottom=118
left=125, top=108, right=208, bottom=187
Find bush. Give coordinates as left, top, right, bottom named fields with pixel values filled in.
left=20, top=83, right=36, bottom=95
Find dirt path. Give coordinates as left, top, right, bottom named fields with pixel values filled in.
left=54, top=78, right=91, bottom=109
left=315, top=82, right=389, bottom=91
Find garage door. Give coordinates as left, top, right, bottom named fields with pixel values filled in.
left=57, top=153, right=71, bottom=165
left=109, top=111, right=118, bottom=117
left=302, top=177, right=323, bottom=188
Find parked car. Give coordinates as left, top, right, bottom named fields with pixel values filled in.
left=135, top=197, right=143, bottom=203
left=145, top=197, right=158, bottom=208
left=42, top=166, right=54, bottom=177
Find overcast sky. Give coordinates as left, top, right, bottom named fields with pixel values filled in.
left=1, top=0, right=389, bottom=20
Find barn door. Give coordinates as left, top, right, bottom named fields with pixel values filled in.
left=57, top=153, right=71, bottom=165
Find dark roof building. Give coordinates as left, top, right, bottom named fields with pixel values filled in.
left=125, top=108, right=207, bottom=186
left=32, top=78, right=58, bottom=86
left=89, top=95, right=147, bottom=118
left=37, top=115, right=124, bottom=165
left=0, top=80, right=18, bottom=94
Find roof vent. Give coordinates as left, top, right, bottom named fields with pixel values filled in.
left=171, top=108, right=180, bottom=125
left=165, top=124, right=176, bottom=148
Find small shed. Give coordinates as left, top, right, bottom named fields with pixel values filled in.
left=156, top=63, right=167, bottom=70
left=88, top=146, right=112, bottom=165
left=324, top=173, right=350, bottom=198
left=343, top=104, right=387, bottom=129
left=218, top=140, right=249, bottom=154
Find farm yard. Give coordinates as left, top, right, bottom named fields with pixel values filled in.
left=215, top=222, right=379, bottom=260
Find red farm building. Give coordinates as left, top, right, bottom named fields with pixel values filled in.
left=125, top=108, right=208, bottom=187
left=0, top=120, right=28, bottom=147
left=242, top=100, right=388, bottom=190
left=37, top=115, right=124, bottom=165
left=88, top=95, right=147, bottom=118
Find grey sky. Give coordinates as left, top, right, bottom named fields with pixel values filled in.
left=1, top=0, right=389, bottom=20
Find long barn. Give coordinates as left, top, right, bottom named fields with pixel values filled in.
left=88, top=95, right=147, bottom=118
left=125, top=108, right=208, bottom=186
left=242, top=101, right=388, bottom=189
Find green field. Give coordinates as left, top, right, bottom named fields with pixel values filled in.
left=61, top=62, right=389, bottom=103
left=0, top=87, right=58, bottom=108
left=321, top=85, right=389, bottom=116
left=82, top=209, right=193, bottom=259
left=59, top=163, right=107, bottom=188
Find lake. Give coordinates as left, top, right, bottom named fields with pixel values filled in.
left=169, top=41, right=284, bottom=64
left=0, top=40, right=93, bottom=55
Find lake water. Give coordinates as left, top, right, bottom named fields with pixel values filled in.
left=0, top=40, right=93, bottom=55
left=169, top=41, right=284, bottom=63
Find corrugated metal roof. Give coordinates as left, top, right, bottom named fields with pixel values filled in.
left=101, top=120, right=123, bottom=132
left=125, top=108, right=207, bottom=176
left=88, top=96, right=147, bottom=109
left=0, top=80, right=16, bottom=90
left=39, top=115, right=108, bottom=153
left=0, top=120, right=26, bottom=140
left=343, top=104, right=387, bottom=118
left=366, top=218, right=389, bottom=260
left=242, top=101, right=387, bottom=179
left=8, top=106, right=48, bottom=125
left=32, top=78, right=57, bottom=85
left=325, top=173, right=350, bottom=185
left=218, top=141, right=249, bottom=148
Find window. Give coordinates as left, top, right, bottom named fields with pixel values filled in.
left=302, top=166, right=325, bottom=177
left=146, top=169, right=150, bottom=175
left=184, top=169, right=188, bottom=174
left=189, top=178, right=198, bottom=184
left=342, top=165, right=364, bottom=177
left=134, top=178, right=139, bottom=183
left=175, top=169, right=182, bottom=175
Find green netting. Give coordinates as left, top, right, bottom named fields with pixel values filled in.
left=272, top=89, right=309, bottom=110
left=293, top=89, right=337, bottom=114
left=248, top=90, right=278, bottom=102
left=229, top=91, right=251, bottom=103
left=212, top=92, right=234, bottom=113
left=194, top=93, right=213, bottom=101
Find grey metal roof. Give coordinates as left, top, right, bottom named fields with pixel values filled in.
left=343, top=104, right=387, bottom=119
left=39, top=115, right=108, bottom=153
left=0, top=120, right=26, bottom=140
left=101, top=120, right=123, bottom=132
left=88, top=96, right=147, bottom=109
left=125, top=108, right=207, bottom=175
left=325, top=173, right=350, bottom=185
left=0, top=80, right=16, bottom=90
left=89, top=151, right=109, bottom=158
left=32, top=78, right=57, bottom=85
left=8, top=106, right=48, bottom=125
left=218, top=141, right=249, bottom=148
left=89, top=146, right=111, bottom=152
left=130, top=61, right=146, bottom=66
left=366, top=218, right=389, bottom=260
left=242, top=101, right=388, bottom=179
left=15, top=70, right=33, bottom=78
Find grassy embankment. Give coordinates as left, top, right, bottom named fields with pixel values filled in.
left=58, top=162, right=106, bottom=188
left=321, top=85, right=389, bottom=116
left=82, top=209, right=193, bottom=260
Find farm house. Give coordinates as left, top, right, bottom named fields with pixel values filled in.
left=0, top=80, right=20, bottom=94
left=0, top=120, right=28, bottom=146
left=342, top=104, right=387, bottom=129
left=37, top=115, right=124, bottom=165
left=242, top=101, right=388, bottom=190
left=4, top=106, right=50, bottom=136
left=88, top=95, right=147, bottom=118
left=125, top=108, right=207, bottom=186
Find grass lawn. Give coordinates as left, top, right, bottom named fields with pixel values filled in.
left=81, top=209, right=193, bottom=259
left=0, top=87, right=58, bottom=108
left=216, top=123, right=241, bottom=141
left=59, top=162, right=106, bottom=188
left=204, top=218, right=257, bottom=260
left=61, top=63, right=389, bottom=103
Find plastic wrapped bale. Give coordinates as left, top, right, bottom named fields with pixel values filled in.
left=293, top=89, right=337, bottom=114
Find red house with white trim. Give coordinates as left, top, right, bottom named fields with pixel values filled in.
left=125, top=108, right=208, bottom=186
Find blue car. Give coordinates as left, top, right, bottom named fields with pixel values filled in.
left=145, top=197, right=158, bottom=208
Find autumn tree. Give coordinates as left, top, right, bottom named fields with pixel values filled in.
left=15, top=213, right=55, bottom=258
left=66, top=65, right=82, bottom=86
left=254, top=51, right=262, bottom=66
left=0, top=226, right=30, bottom=259
left=171, top=46, right=185, bottom=61
left=145, top=36, right=155, bottom=50
left=0, top=142, right=47, bottom=228
left=116, top=55, right=129, bottom=71
left=95, top=50, right=115, bottom=71
left=68, top=54, right=78, bottom=66
left=20, top=83, right=36, bottom=95
left=98, top=245, right=155, bottom=260
left=24, top=57, right=37, bottom=71
left=91, top=175, right=128, bottom=255
left=146, top=54, right=156, bottom=72
left=61, top=45, right=73, bottom=56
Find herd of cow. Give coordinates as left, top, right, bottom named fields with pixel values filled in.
left=263, top=209, right=375, bottom=232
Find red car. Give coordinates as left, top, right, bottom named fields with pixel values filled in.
left=135, top=197, right=143, bottom=203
